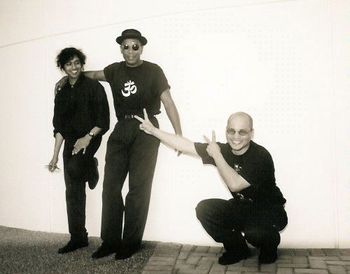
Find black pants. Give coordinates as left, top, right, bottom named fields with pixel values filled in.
left=196, top=198, right=288, bottom=253
left=63, top=136, right=102, bottom=241
left=100, top=118, right=160, bottom=249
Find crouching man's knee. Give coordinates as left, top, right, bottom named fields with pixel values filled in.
left=245, top=227, right=280, bottom=248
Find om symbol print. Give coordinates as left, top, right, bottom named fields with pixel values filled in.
left=121, top=80, right=137, bottom=97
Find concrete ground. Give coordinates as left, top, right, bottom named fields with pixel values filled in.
left=142, top=242, right=350, bottom=274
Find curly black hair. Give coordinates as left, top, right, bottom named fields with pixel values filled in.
left=56, top=47, right=86, bottom=69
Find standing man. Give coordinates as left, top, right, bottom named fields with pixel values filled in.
left=135, top=110, right=287, bottom=265
left=57, top=29, right=182, bottom=259
left=48, top=47, right=110, bottom=254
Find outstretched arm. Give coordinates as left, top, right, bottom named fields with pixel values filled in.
left=160, top=89, right=182, bottom=135
left=135, top=109, right=198, bottom=157
left=204, top=131, right=251, bottom=192
left=84, top=70, right=106, bottom=81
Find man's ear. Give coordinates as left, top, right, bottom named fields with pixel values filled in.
left=250, top=129, right=255, bottom=139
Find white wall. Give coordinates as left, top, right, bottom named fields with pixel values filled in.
left=0, top=0, right=349, bottom=248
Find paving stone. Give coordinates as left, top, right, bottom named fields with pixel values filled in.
left=148, top=256, right=177, bottom=264
left=294, top=249, right=310, bottom=256
left=309, top=256, right=340, bottom=261
left=181, top=244, right=194, bottom=252
left=310, top=249, right=326, bottom=256
left=293, top=256, right=308, bottom=264
left=277, top=263, right=309, bottom=268
left=178, top=251, right=190, bottom=260
left=294, top=269, right=328, bottom=274
left=309, top=258, right=327, bottom=269
left=210, top=264, right=227, bottom=271
left=143, top=265, right=174, bottom=271
left=260, top=262, right=277, bottom=272
left=195, top=245, right=210, bottom=253
left=199, top=257, right=217, bottom=264
left=328, top=265, right=347, bottom=274
left=209, top=270, right=226, bottom=274
left=227, top=265, right=259, bottom=271
left=186, top=255, right=201, bottom=264
left=195, top=263, right=213, bottom=272
left=340, top=250, right=350, bottom=255
left=324, top=249, right=342, bottom=256
left=279, top=249, right=295, bottom=256
left=276, top=268, right=294, bottom=274
left=144, top=243, right=350, bottom=274
left=208, top=246, right=223, bottom=254
left=327, top=261, right=350, bottom=266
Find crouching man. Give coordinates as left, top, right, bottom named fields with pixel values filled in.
left=135, top=110, right=287, bottom=265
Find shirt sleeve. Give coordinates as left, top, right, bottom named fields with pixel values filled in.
left=103, top=63, right=118, bottom=84
left=153, top=64, right=170, bottom=96
left=92, top=82, right=110, bottom=135
left=194, top=142, right=216, bottom=165
left=52, top=91, right=64, bottom=138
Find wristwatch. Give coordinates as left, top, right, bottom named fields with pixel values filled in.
left=88, top=132, right=94, bottom=138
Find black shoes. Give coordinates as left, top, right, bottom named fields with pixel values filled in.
left=115, top=245, right=141, bottom=260
left=88, top=158, right=99, bottom=190
left=259, top=246, right=278, bottom=264
left=218, top=248, right=251, bottom=265
left=91, top=243, right=118, bottom=259
left=58, top=240, right=88, bottom=254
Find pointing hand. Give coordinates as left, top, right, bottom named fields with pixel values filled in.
left=134, top=108, right=155, bottom=135
left=204, top=130, right=221, bottom=158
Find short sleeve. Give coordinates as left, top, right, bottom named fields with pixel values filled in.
left=103, top=63, right=119, bottom=84
left=153, top=65, right=170, bottom=97
left=194, top=142, right=215, bottom=165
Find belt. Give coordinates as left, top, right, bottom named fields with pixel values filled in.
left=117, top=113, right=155, bottom=121
left=232, top=193, right=253, bottom=202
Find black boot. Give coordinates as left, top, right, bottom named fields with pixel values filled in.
left=218, top=247, right=251, bottom=265
left=115, top=244, right=141, bottom=260
left=91, top=242, right=118, bottom=259
left=259, top=245, right=278, bottom=264
left=58, top=239, right=88, bottom=254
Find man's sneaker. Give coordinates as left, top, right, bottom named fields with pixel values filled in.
left=88, top=158, right=99, bottom=190
left=58, top=240, right=88, bottom=254
left=91, top=243, right=117, bottom=259
left=259, top=246, right=278, bottom=264
left=218, top=248, right=251, bottom=265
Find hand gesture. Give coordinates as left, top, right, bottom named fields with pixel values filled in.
left=72, top=136, right=91, bottom=155
left=134, top=109, right=155, bottom=135
left=204, top=131, right=221, bottom=158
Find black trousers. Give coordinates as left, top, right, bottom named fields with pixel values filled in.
left=63, top=136, right=102, bottom=241
left=100, top=118, right=160, bottom=249
left=196, top=198, right=288, bottom=253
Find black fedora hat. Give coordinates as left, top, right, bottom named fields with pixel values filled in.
left=116, top=29, right=147, bottom=45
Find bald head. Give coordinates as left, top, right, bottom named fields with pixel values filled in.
left=227, top=112, right=253, bottom=130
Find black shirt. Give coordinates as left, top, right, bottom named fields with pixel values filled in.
left=104, top=61, right=169, bottom=118
left=195, top=141, right=286, bottom=206
left=53, top=75, right=110, bottom=139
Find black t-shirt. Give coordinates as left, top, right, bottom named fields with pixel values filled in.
left=53, top=75, right=110, bottom=139
left=104, top=61, right=170, bottom=118
left=194, top=141, right=286, bottom=206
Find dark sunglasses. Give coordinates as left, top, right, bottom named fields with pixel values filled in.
left=226, top=128, right=251, bottom=137
left=122, top=44, right=140, bottom=51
